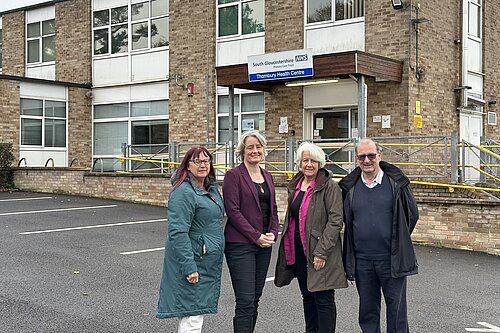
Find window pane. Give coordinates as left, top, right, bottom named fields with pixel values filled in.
left=21, top=99, right=43, bottom=116
left=132, top=22, right=149, bottom=49
left=242, top=0, right=265, bottom=35
left=468, top=3, right=480, bottom=37
left=132, top=2, right=149, bottom=21
left=45, top=119, right=66, bottom=147
left=218, top=116, right=239, bottom=143
left=131, top=100, right=168, bottom=117
left=94, top=122, right=128, bottom=155
left=152, top=17, right=169, bottom=47
left=152, top=0, right=169, bottom=16
left=42, top=19, right=55, bottom=35
left=217, top=95, right=240, bottom=114
left=218, top=6, right=238, bottom=37
left=94, top=103, right=128, bottom=119
left=242, top=113, right=264, bottom=133
left=111, top=24, right=128, bottom=53
left=132, top=120, right=168, bottom=145
left=27, top=22, right=40, bottom=38
left=93, top=10, right=109, bottom=27
left=94, top=28, right=109, bottom=55
left=335, top=0, right=364, bottom=20
left=28, top=39, right=40, bottom=63
left=241, top=93, right=264, bottom=112
left=219, top=0, right=238, bottom=4
left=21, top=118, right=42, bottom=145
left=42, top=36, right=55, bottom=62
left=45, top=100, right=66, bottom=118
left=308, top=0, right=331, bottom=23
left=111, top=6, right=128, bottom=24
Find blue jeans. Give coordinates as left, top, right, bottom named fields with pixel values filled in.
left=355, top=258, right=409, bottom=333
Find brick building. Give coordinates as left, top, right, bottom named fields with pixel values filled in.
left=0, top=0, right=498, bottom=175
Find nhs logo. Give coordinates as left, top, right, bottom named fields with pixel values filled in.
left=295, top=54, right=308, bottom=62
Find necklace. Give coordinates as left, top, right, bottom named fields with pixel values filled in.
left=255, top=182, right=265, bottom=194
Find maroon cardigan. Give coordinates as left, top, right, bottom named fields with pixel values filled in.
left=222, top=163, right=280, bottom=243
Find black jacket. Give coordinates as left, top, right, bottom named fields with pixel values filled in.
left=338, top=161, right=419, bottom=280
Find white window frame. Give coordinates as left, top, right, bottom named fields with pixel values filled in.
left=92, top=5, right=129, bottom=56
left=0, top=18, right=3, bottom=71
left=20, top=98, right=67, bottom=149
left=26, top=19, right=56, bottom=65
left=216, top=0, right=265, bottom=39
left=305, top=0, right=364, bottom=26
left=468, top=0, right=481, bottom=40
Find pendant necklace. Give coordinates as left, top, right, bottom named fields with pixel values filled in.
left=256, top=182, right=265, bottom=193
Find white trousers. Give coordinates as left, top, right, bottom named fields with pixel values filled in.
left=177, top=315, right=204, bottom=333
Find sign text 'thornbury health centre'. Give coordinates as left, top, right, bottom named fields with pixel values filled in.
left=247, top=49, right=314, bottom=82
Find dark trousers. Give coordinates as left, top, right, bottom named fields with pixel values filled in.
left=292, top=248, right=337, bottom=333
left=225, top=243, right=272, bottom=333
left=355, top=258, right=409, bottom=333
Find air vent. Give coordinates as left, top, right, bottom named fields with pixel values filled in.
left=487, top=112, right=497, bottom=126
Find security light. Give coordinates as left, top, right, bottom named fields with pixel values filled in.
left=391, top=0, right=403, bottom=9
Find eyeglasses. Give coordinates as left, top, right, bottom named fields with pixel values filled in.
left=245, top=144, right=263, bottom=151
left=190, top=159, right=211, bottom=166
left=356, top=153, right=378, bottom=161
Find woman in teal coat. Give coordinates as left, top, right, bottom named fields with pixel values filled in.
left=157, top=146, right=225, bottom=333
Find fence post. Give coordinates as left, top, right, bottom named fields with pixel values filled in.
left=450, top=132, right=458, bottom=184
left=287, top=136, right=295, bottom=172
left=121, top=143, right=128, bottom=172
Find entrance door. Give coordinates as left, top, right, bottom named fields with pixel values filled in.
left=311, top=109, right=356, bottom=175
left=460, top=112, right=482, bottom=182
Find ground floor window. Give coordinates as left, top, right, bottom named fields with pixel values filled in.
left=92, top=99, right=168, bottom=171
left=216, top=92, right=265, bottom=142
left=20, top=98, right=66, bottom=147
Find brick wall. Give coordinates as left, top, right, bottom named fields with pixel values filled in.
left=55, top=0, right=92, bottom=84
left=483, top=0, right=500, bottom=138
left=13, top=168, right=500, bottom=255
left=67, top=87, right=92, bottom=167
left=168, top=0, right=217, bottom=143
left=0, top=80, right=20, bottom=160
left=2, top=11, right=25, bottom=76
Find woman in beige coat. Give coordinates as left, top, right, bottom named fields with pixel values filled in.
left=275, top=142, right=347, bottom=333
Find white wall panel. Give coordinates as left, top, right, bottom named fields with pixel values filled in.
left=304, top=81, right=357, bottom=108
left=305, top=21, right=364, bottom=55
left=20, top=81, right=66, bottom=100
left=93, top=56, right=129, bottom=86
left=216, top=36, right=265, bottom=66
left=26, top=5, right=55, bottom=23
left=26, top=64, right=56, bottom=81
left=93, top=86, right=131, bottom=104
left=131, top=50, right=169, bottom=82
left=19, top=149, right=67, bottom=167
left=93, top=0, right=127, bottom=11
left=467, top=39, right=482, bottom=73
left=130, top=82, right=168, bottom=101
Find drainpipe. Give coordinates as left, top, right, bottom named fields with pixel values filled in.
left=228, top=85, right=235, bottom=168
left=357, top=75, right=367, bottom=138
left=461, top=0, right=469, bottom=110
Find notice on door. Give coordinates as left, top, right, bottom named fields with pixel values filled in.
left=316, top=118, right=324, bottom=130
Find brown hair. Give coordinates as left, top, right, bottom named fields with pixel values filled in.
left=172, top=146, right=215, bottom=190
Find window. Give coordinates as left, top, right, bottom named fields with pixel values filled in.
left=26, top=19, right=55, bottom=64
left=307, top=0, right=364, bottom=24
left=0, top=27, right=3, bottom=68
left=93, top=100, right=168, bottom=171
left=20, top=98, right=66, bottom=147
left=92, top=0, right=168, bottom=55
left=468, top=0, right=481, bottom=38
left=218, top=0, right=265, bottom=37
left=217, top=92, right=265, bottom=142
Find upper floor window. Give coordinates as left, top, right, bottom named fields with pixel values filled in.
left=26, top=19, right=55, bottom=64
left=468, top=0, right=481, bottom=38
left=218, top=0, right=265, bottom=37
left=0, top=27, right=3, bottom=69
left=93, top=0, right=169, bottom=56
left=20, top=98, right=66, bottom=147
left=307, top=0, right=364, bottom=24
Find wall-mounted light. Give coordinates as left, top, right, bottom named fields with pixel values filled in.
left=285, top=77, right=339, bottom=87
left=488, top=100, right=497, bottom=106
left=187, top=82, right=195, bottom=96
left=391, top=0, right=404, bottom=9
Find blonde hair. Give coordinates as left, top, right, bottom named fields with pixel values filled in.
left=235, top=130, right=267, bottom=160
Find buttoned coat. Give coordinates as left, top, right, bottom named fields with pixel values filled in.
left=275, top=169, right=348, bottom=292
left=223, top=163, right=280, bottom=243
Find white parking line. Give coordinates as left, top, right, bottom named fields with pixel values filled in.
left=0, top=196, right=53, bottom=202
left=19, top=218, right=166, bottom=235
left=1, top=204, right=117, bottom=217
left=120, top=247, right=165, bottom=255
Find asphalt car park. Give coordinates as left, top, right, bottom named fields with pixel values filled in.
left=0, top=191, right=499, bottom=333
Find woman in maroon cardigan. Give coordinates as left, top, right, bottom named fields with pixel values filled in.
left=223, top=130, right=280, bottom=333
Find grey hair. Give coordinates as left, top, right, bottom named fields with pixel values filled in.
left=355, top=138, right=382, bottom=154
left=235, top=130, right=267, bottom=160
left=296, top=141, right=326, bottom=169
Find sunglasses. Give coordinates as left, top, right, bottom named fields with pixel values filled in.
left=356, top=153, right=378, bottom=161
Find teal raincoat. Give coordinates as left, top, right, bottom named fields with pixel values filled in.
left=157, top=174, right=224, bottom=319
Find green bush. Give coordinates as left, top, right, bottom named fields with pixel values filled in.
left=0, top=143, right=15, bottom=189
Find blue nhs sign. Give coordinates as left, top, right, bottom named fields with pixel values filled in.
left=248, top=49, right=314, bottom=82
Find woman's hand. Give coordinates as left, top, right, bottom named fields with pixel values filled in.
left=187, top=271, right=199, bottom=284
left=313, top=256, right=326, bottom=271
left=255, top=233, right=275, bottom=248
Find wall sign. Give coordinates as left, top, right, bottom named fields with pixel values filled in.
left=248, top=49, right=313, bottom=82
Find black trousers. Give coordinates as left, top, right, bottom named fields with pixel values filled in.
left=292, top=247, right=337, bottom=333
left=225, top=243, right=272, bottom=332
left=355, top=258, right=409, bottom=333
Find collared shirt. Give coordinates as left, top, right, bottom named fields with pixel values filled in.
left=361, top=169, right=384, bottom=189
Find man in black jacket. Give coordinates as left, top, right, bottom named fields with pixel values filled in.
left=339, top=138, right=419, bottom=333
